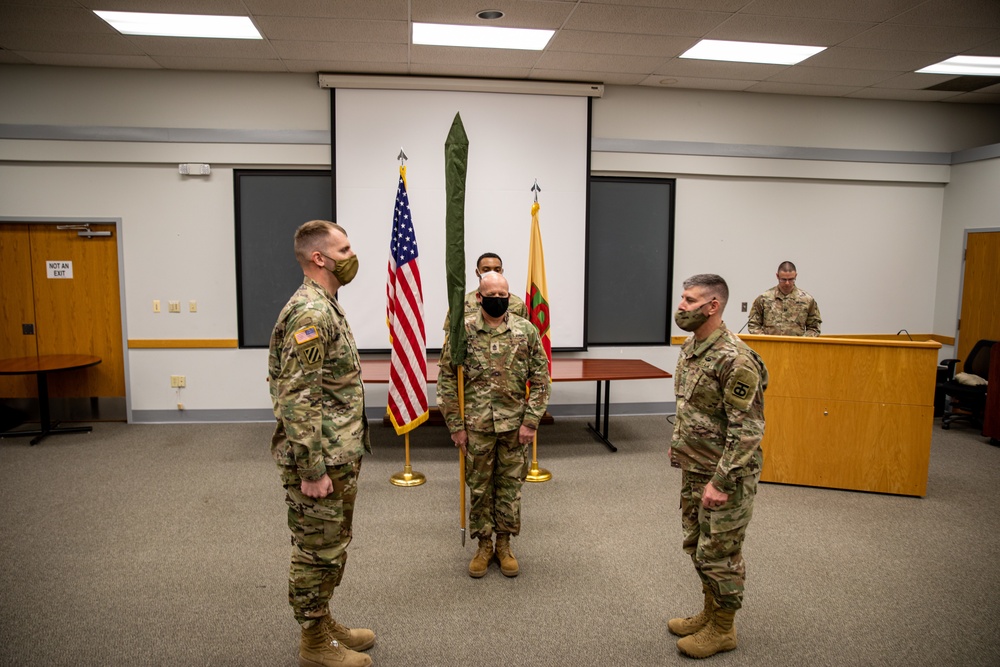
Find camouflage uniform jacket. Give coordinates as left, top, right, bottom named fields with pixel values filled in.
left=671, top=323, right=767, bottom=495
left=269, top=277, right=369, bottom=484
left=437, top=310, right=550, bottom=434
left=442, top=290, right=528, bottom=331
left=747, top=285, right=821, bottom=336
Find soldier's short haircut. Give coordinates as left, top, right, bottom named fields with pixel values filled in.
left=683, top=273, right=729, bottom=308
left=477, top=252, right=502, bottom=270
left=294, top=220, right=347, bottom=266
left=777, top=261, right=797, bottom=273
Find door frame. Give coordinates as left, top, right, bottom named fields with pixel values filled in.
left=955, top=227, right=1000, bottom=363
left=0, top=216, right=131, bottom=422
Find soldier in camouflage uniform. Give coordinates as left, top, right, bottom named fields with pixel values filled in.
left=668, top=273, right=768, bottom=659
left=437, top=271, right=550, bottom=578
left=268, top=220, right=375, bottom=667
left=747, top=260, right=821, bottom=336
left=441, top=252, right=528, bottom=332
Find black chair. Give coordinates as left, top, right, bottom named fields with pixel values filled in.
left=940, top=339, right=997, bottom=431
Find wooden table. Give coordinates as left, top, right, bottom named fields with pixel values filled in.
left=0, top=354, right=102, bottom=445
left=361, top=358, right=671, bottom=452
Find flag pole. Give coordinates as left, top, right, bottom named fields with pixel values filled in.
left=458, top=366, right=466, bottom=546
left=526, top=180, right=551, bottom=483
left=388, top=149, right=427, bottom=487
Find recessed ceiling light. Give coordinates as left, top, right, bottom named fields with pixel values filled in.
left=680, top=39, right=825, bottom=65
left=917, top=56, right=1000, bottom=76
left=477, top=10, right=505, bottom=21
left=413, top=22, right=553, bottom=50
left=94, top=10, right=262, bottom=39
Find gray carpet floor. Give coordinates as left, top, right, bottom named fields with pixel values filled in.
left=1, top=415, right=998, bottom=666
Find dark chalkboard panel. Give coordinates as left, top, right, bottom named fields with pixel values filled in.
left=235, top=170, right=332, bottom=348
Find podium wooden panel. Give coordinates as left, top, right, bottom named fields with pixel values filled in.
left=741, top=334, right=940, bottom=497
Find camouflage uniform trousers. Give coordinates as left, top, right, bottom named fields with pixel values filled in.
left=466, top=429, right=529, bottom=540
left=680, top=469, right=759, bottom=610
left=284, top=460, right=361, bottom=627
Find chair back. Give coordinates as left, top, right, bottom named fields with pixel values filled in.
left=964, top=339, right=999, bottom=378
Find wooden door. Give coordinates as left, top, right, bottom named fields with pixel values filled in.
left=957, top=231, right=1000, bottom=365
left=0, top=224, right=38, bottom=397
left=0, top=223, right=124, bottom=400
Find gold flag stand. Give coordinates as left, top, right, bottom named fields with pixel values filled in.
left=390, top=431, right=426, bottom=487
left=526, top=431, right=551, bottom=482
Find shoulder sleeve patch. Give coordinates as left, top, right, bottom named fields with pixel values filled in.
left=294, top=326, right=319, bottom=345
left=725, top=365, right=760, bottom=411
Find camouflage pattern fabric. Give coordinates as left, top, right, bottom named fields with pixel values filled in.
left=747, top=285, right=822, bottom=336
left=441, top=289, right=528, bottom=331
left=437, top=310, right=550, bottom=434
left=466, top=429, right=530, bottom=539
left=671, top=323, right=766, bottom=610
left=284, top=461, right=360, bottom=627
left=670, top=323, right=767, bottom=495
left=268, top=277, right=369, bottom=627
left=269, top=277, right=370, bottom=484
left=680, top=470, right=759, bottom=610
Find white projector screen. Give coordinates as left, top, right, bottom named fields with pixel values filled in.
left=334, top=88, right=589, bottom=351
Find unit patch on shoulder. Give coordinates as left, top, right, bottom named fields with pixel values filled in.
left=724, top=366, right=759, bottom=411
left=294, top=326, right=319, bottom=345
left=301, top=345, right=322, bottom=367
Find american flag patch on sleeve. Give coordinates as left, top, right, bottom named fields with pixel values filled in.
left=294, top=326, right=319, bottom=345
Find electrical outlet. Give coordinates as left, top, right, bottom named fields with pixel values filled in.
left=153, top=299, right=161, bottom=313
left=741, top=302, right=747, bottom=312
left=170, top=375, right=186, bottom=388
left=189, top=300, right=197, bottom=313
left=168, top=300, right=181, bottom=313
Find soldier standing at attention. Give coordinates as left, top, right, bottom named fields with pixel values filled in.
left=437, top=271, right=550, bottom=578
left=668, top=274, right=768, bottom=659
left=268, top=220, right=375, bottom=667
left=442, top=252, right=528, bottom=331
left=746, top=261, right=822, bottom=336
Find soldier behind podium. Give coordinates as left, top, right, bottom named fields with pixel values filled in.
left=268, top=220, right=375, bottom=667
left=668, top=273, right=767, bottom=659
left=437, top=271, right=550, bottom=578
left=442, top=252, right=528, bottom=331
left=747, top=261, right=821, bottom=336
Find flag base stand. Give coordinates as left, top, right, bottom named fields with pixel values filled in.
left=390, top=464, right=426, bottom=487
left=526, top=463, right=551, bottom=483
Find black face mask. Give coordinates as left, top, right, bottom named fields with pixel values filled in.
left=480, top=296, right=509, bottom=318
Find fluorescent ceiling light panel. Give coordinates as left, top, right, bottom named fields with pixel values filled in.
left=680, top=39, right=825, bottom=65
left=94, top=11, right=262, bottom=39
left=413, top=22, right=553, bottom=50
left=917, top=56, right=1000, bottom=76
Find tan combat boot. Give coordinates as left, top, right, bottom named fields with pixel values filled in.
left=494, top=533, right=519, bottom=577
left=667, top=586, right=716, bottom=637
left=469, top=536, right=493, bottom=578
left=298, top=622, right=372, bottom=667
left=322, top=614, right=376, bottom=652
left=676, top=607, right=738, bottom=659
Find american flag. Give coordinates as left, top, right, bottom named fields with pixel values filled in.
left=386, top=169, right=428, bottom=434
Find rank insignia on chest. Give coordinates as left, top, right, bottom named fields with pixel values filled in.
left=294, top=326, right=319, bottom=345
left=491, top=342, right=499, bottom=353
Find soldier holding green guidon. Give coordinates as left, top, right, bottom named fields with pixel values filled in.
left=438, top=270, right=550, bottom=579
left=268, top=220, right=374, bottom=667
left=668, top=273, right=768, bottom=660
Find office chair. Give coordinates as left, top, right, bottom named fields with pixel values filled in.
left=940, top=339, right=997, bottom=431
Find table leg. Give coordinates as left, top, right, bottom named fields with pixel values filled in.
left=587, top=380, right=617, bottom=452
left=0, top=371, right=92, bottom=446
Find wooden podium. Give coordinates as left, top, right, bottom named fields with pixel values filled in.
left=741, top=334, right=941, bottom=497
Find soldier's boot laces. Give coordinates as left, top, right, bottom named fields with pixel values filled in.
left=322, top=614, right=376, bottom=652
left=676, top=607, right=738, bottom=659
left=469, top=537, right=493, bottom=578
left=298, top=621, right=372, bottom=667
left=668, top=586, right=717, bottom=637
left=495, top=533, right=519, bottom=577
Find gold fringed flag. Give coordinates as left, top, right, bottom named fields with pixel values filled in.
left=526, top=200, right=552, bottom=370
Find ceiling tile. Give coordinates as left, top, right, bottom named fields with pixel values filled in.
left=706, top=14, right=876, bottom=45
left=766, top=65, right=900, bottom=86
left=534, top=51, right=666, bottom=73
left=151, top=55, right=288, bottom=71
left=846, top=87, right=962, bottom=101
left=272, top=40, right=408, bottom=63
left=740, top=0, right=924, bottom=23
left=638, top=73, right=756, bottom=91
left=243, top=0, right=407, bottom=20
left=840, top=23, right=1000, bottom=52
left=0, top=5, right=117, bottom=33
left=289, top=60, right=409, bottom=74
left=547, top=30, right=695, bottom=57
left=411, top=44, right=539, bottom=67
left=529, top=68, right=645, bottom=85
left=409, top=63, right=533, bottom=79
left=564, top=4, right=728, bottom=37
left=600, top=0, right=747, bottom=9
left=0, top=31, right=144, bottom=55
left=16, top=51, right=161, bottom=68
left=127, top=35, right=277, bottom=58
left=653, top=57, right=786, bottom=80
left=0, top=48, right=33, bottom=64
left=963, top=37, right=1000, bottom=56
left=803, top=46, right=948, bottom=71
left=77, top=0, right=251, bottom=15
left=255, top=16, right=407, bottom=43
left=944, top=91, right=1000, bottom=103
left=874, top=72, right=962, bottom=90
left=890, top=0, right=1000, bottom=30
left=411, top=0, right=573, bottom=28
